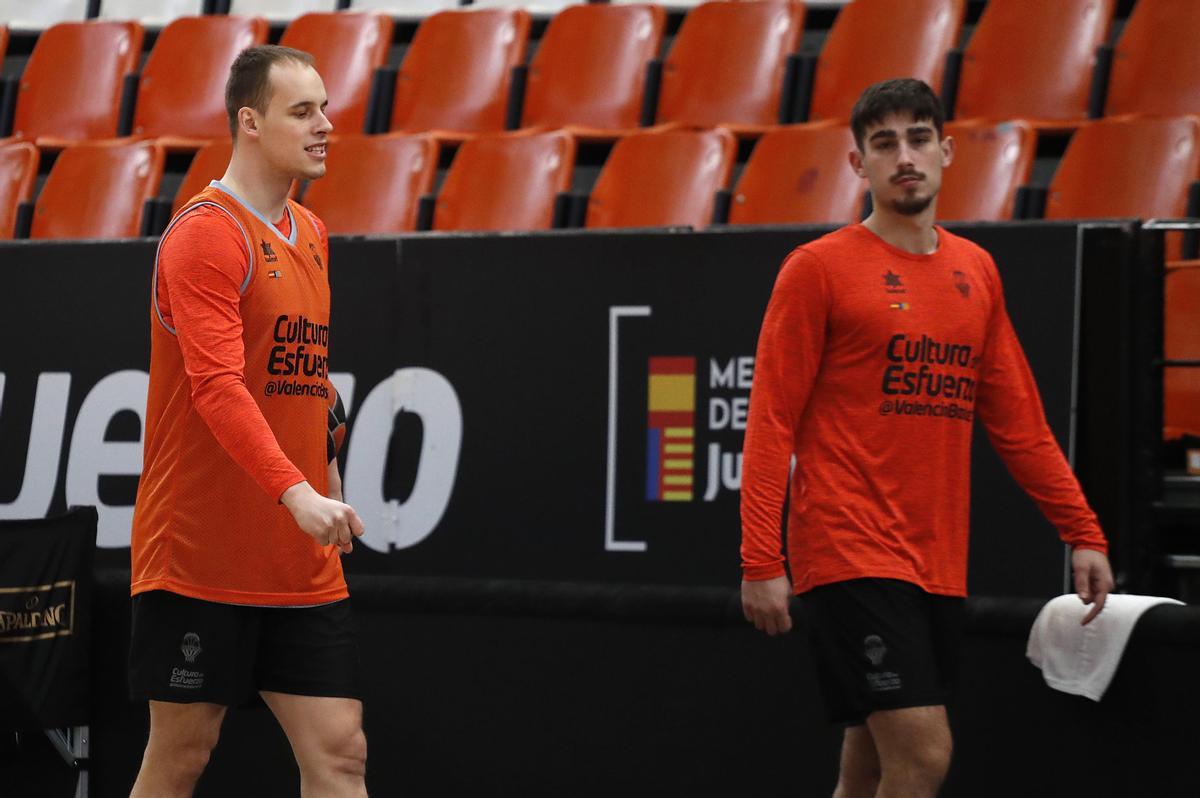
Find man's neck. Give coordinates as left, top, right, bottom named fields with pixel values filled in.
left=218, top=149, right=293, bottom=226
left=861, top=203, right=939, bottom=255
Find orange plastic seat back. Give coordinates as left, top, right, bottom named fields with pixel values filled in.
left=133, top=15, right=269, bottom=141
left=938, top=120, right=1035, bottom=221
left=391, top=8, right=530, bottom=135
left=522, top=4, right=665, bottom=131
left=434, top=130, right=574, bottom=231
left=1106, top=0, right=1200, bottom=118
left=0, top=25, right=8, bottom=59
left=809, top=0, right=964, bottom=123
left=31, top=140, right=165, bottom=240
left=1046, top=116, right=1200, bottom=220
left=0, top=142, right=38, bottom=238
left=13, top=21, right=143, bottom=143
left=174, top=139, right=233, bottom=213
left=954, top=0, right=1114, bottom=126
left=1165, top=263, right=1200, bottom=439
left=729, top=123, right=862, bottom=225
left=587, top=128, right=736, bottom=229
left=303, top=134, right=438, bottom=234
left=657, top=1, right=806, bottom=129
left=280, top=12, right=394, bottom=135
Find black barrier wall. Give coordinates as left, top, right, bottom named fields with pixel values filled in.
left=0, top=223, right=1131, bottom=595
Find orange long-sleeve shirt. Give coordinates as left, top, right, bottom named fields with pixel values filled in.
left=132, top=182, right=346, bottom=605
left=740, top=224, right=1107, bottom=597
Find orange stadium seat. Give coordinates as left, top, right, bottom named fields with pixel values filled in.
left=0, top=24, right=7, bottom=58
left=938, top=120, right=1035, bottom=221
left=131, top=15, right=269, bottom=150
left=173, top=138, right=300, bottom=215
left=432, top=130, right=574, bottom=231
left=31, top=139, right=165, bottom=240
left=0, top=141, right=38, bottom=238
left=728, top=123, right=863, bottom=225
left=520, top=3, right=665, bottom=139
left=807, top=0, right=964, bottom=123
left=388, top=8, right=530, bottom=139
left=1164, top=262, right=1200, bottom=440
left=302, top=133, right=437, bottom=234
left=10, top=21, right=143, bottom=148
left=279, top=12, right=394, bottom=135
left=1045, top=116, right=1200, bottom=258
left=586, top=128, right=736, bottom=229
left=952, top=0, right=1115, bottom=130
left=1104, top=0, right=1200, bottom=118
left=655, top=0, right=806, bottom=136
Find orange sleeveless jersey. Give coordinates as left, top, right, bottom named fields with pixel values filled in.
left=132, top=182, right=347, bottom=606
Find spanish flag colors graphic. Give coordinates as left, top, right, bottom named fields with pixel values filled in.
left=646, top=357, right=696, bottom=501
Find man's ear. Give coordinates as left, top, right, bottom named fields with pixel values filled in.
left=848, top=148, right=865, bottom=178
left=941, top=134, right=955, bottom=168
left=238, top=107, right=259, bottom=140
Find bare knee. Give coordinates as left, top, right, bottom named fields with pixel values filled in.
left=303, top=726, right=367, bottom=780
left=835, top=726, right=881, bottom=798
left=142, top=714, right=222, bottom=786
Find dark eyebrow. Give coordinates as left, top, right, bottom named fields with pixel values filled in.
left=288, top=99, right=328, bottom=110
left=906, top=125, right=935, bottom=136
left=868, top=129, right=898, bottom=143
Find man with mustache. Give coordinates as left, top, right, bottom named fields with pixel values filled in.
left=739, top=78, right=1113, bottom=798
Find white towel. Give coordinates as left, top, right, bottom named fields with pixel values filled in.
left=1026, top=593, right=1183, bottom=701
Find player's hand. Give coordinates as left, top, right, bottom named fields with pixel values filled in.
left=327, top=460, right=344, bottom=503
left=741, top=575, right=794, bottom=636
left=1072, top=547, right=1114, bottom=626
left=281, top=481, right=364, bottom=554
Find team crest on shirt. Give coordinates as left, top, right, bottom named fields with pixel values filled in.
left=883, top=270, right=906, bottom=294
left=309, top=242, right=324, bottom=270
left=260, top=240, right=278, bottom=263
left=953, top=270, right=970, bottom=298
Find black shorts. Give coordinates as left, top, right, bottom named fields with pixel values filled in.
left=801, top=578, right=964, bottom=727
left=128, top=590, right=361, bottom=706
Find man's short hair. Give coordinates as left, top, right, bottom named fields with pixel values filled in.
left=849, top=78, right=945, bottom=151
left=225, top=45, right=315, bottom=139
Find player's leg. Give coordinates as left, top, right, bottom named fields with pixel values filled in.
left=866, top=704, right=952, bottom=798
left=261, top=692, right=368, bottom=798
left=130, top=700, right=226, bottom=798
left=127, top=591, right=250, bottom=797
left=832, top=724, right=881, bottom=798
left=255, top=598, right=365, bottom=797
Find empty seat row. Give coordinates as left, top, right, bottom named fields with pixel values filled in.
left=6, top=0, right=1199, bottom=153
left=3, top=114, right=1195, bottom=241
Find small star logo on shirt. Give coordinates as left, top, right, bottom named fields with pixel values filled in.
left=883, top=271, right=906, bottom=294
left=953, top=270, right=970, bottom=298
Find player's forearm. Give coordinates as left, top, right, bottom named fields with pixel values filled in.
left=740, top=405, right=794, bottom=579
left=190, top=371, right=305, bottom=501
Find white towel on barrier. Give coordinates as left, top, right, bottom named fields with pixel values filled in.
left=1026, top=593, right=1183, bottom=701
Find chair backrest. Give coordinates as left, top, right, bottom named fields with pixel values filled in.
left=522, top=4, right=665, bottom=132
left=302, top=133, right=438, bottom=233
left=133, top=15, right=269, bottom=142
left=729, top=123, right=862, bottom=225
left=938, top=120, right=1035, bottom=221
left=657, top=0, right=805, bottom=130
left=349, top=0, right=460, bottom=18
left=12, top=21, right=143, bottom=144
left=229, top=0, right=339, bottom=23
left=433, top=130, right=574, bottom=231
left=98, top=0, right=204, bottom=27
left=1165, top=263, right=1200, bottom=439
left=391, top=8, right=530, bottom=135
left=1045, top=116, right=1200, bottom=221
left=0, top=141, right=38, bottom=239
left=31, top=139, right=165, bottom=240
left=954, top=0, right=1114, bottom=126
left=0, top=24, right=8, bottom=58
left=173, top=138, right=232, bottom=214
left=1105, top=0, right=1200, bottom=118
left=587, top=127, right=736, bottom=229
left=809, top=0, right=964, bottom=122
left=0, top=0, right=88, bottom=31
left=280, top=12, right=394, bottom=135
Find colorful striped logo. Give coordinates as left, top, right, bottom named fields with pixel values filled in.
left=646, top=357, right=696, bottom=501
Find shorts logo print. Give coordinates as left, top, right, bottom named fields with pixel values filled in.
left=864, top=634, right=886, bottom=667
left=181, top=632, right=202, bottom=663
